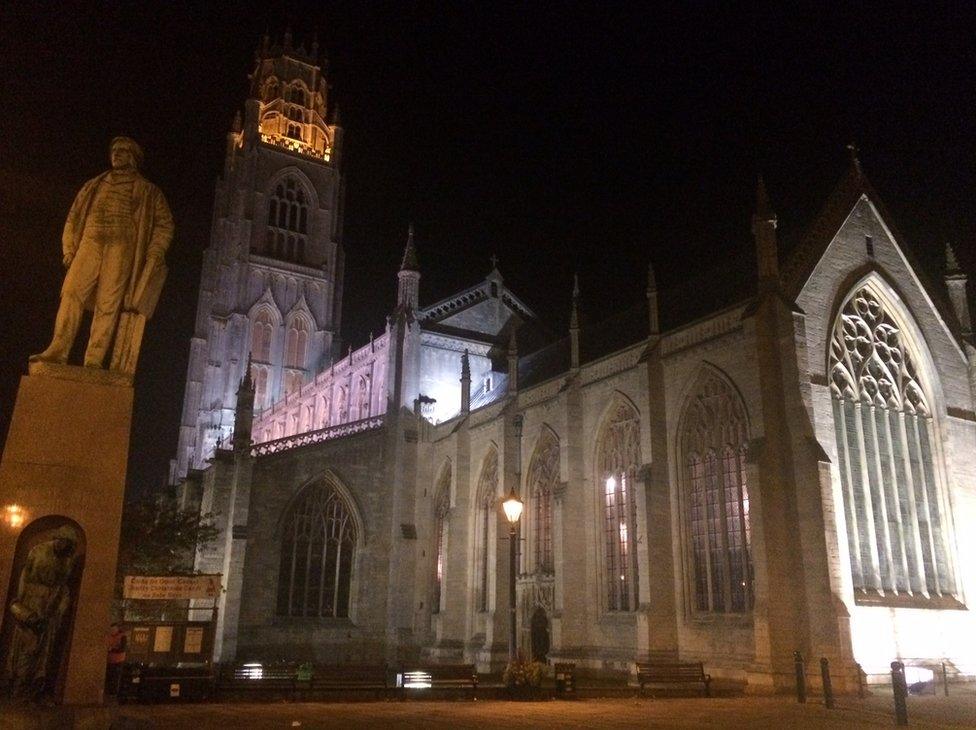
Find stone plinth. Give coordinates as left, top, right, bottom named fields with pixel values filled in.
left=0, top=363, right=132, bottom=705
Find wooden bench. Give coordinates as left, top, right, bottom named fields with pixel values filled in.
left=217, top=663, right=392, bottom=699
left=308, top=664, right=389, bottom=696
left=636, top=661, right=711, bottom=697
left=119, top=663, right=215, bottom=703
left=399, top=664, right=478, bottom=698
left=217, top=662, right=297, bottom=695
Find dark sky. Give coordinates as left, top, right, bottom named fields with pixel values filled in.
left=2, top=3, right=975, bottom=498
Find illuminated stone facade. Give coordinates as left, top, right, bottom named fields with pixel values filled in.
left=177, top=46, right=976, bottom=688
left=171, top=36, right=345, bottom=482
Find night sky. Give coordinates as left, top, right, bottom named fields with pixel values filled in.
left=2, top=3, right=974, bottom=499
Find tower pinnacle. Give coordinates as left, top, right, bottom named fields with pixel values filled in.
left=752, top=175, right=779, bottom=290
left=400, top=223, right=419, bottom=272
left=397, top=224, right=421, bottom=310
left=570, top=273, right=581, bottom=369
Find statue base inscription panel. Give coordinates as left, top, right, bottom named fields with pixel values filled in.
left=0, top=366, right=132, bottom=705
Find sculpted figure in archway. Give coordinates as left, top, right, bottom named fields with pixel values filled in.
left=31, top=136, right=174, bottom=374
left=6, top=526, right=80, bottom=701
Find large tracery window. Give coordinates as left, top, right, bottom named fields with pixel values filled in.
left=476, top=449, right=499, bottom=612
left=527, top=429, right=559, bottom=574
left=596, top=400, right=642, bottom=612
left=277, top=480, right=357, bottom=619
left=829, top=285, right=957, bottom=604
left=680, top=371, right=752, bottom=614
left=266, top=177, right=309, bottom=263
left=432, top=467, right=451, bottom=614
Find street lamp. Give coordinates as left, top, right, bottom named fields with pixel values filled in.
left=502, top=486, right=523, bottom=663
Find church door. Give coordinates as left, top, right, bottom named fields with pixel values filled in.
left=530, top=607, right=550, bottom=663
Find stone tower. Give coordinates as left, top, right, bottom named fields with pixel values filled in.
left=171, top=34, right=345, bottom=482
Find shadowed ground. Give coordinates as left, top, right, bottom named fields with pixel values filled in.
left=2, top=694, right=975, bottom=729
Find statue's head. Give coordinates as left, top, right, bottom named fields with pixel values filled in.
left=52, top=525, right=79, bottom=558
left=110, top=136, right=144, bottom=171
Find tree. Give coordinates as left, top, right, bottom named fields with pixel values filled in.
left=115, top=496, right=219, bottom=619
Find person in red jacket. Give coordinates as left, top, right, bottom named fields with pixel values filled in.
left=105, top=623, right=127, bottom=696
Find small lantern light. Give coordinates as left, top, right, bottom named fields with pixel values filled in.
left=502, top=489, right=523, bottom=526
left=3, top=504, right=26, bottom=529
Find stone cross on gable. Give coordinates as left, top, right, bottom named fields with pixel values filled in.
left=490, top=254, right=499, bottom=270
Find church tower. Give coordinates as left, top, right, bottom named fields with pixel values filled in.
left=171, top=34, right=345, bottom=482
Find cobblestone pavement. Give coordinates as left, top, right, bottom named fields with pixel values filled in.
left=2, top=694, right=975, bottom=729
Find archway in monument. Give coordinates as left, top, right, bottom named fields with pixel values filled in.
left=530, top=607, right=550, bottom=663
left=0, top=515, right=86, bottom=702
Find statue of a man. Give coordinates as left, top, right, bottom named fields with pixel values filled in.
left=6, top=526, right=80, bottom=701
left=31, top=137, right=174, bottom=372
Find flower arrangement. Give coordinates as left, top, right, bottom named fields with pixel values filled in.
left=503, top=658, right=546, bottom=688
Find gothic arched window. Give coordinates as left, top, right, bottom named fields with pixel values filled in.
left=320, top=394, right=331, bottom=428
left=266, top=177, right=309, bottom=262
left=277, top=479, right=357, bottom=618
left=476, top=449, right=499, bottom=612
left=679, top=370, right=752, bottom=614
left=596, top=400, right=642, bottom=612
left=357, top=375, right=371, bottom=419
left=336, top=386, right=348, bottom=422
left=527, top=429, right=559, bottom=574
left=251, top=310, right=275, bottom=363
left=432, top=466, right=451, bottom=614
left=254, top=366, right=269, bottom=412
left=285, top=317, right=309, bottom=369
left=829, top=285, right=957, bottom=603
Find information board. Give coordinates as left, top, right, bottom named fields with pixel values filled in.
left=123, top=575, right=222, bottom=600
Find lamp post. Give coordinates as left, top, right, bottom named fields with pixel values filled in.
left=502, top=487, right=523, bottom=664
left=502, top=413, right=525, bottom=664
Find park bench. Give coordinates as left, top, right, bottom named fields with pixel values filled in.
left=398, top=664, right=478, bottom=698
left=119, top=663, right=215, bottom=703
left=216, top=662, right=392, bottom=699
left=307, top=664, right=390, bottom=697
left=635, top=661, right=711, bottom=697
left=217, top=662, right=297, bottom=695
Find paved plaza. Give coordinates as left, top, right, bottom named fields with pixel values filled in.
left=2, top=694, right=976, bottom=729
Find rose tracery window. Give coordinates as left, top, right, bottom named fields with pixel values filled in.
left=265, top=177, right=309, bottom=263
left=830, top=286, right=957, bottom=602
left=596, top=400, right=642, bottom=612
left=680, top=372, right=752, bottom=614
left=276, top=480, right=357, bottom=619
left=527, top=429, right=559, bottom=574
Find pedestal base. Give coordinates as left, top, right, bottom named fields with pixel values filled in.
left=0, top=365, right=132, bottom=705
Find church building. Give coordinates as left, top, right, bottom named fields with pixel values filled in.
left=174, top=37, right=976, bottom=690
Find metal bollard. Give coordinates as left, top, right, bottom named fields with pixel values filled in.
left=942, top=662, right=948, bottom=697
left=794, top=651, right=806, bottom=704
left=891, top=661, right=908, bottom=726
left=855, top=662, right=864, bottom=699
left=820, top=657, right=834, bottom=709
